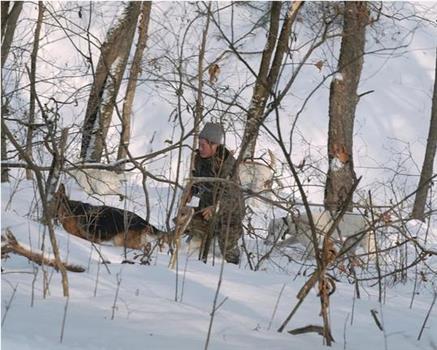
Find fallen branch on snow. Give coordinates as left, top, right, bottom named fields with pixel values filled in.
left=288, top=324, right=335, bottom=343
left=2, top=229, right=85, bottom=273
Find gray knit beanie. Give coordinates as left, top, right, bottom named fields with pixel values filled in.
left=199, top=122, right=224, bottom=144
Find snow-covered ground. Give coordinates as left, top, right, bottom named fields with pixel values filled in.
left=2, top=2, right=437, bottom=349
left=2, top=180, right=436, bottom=350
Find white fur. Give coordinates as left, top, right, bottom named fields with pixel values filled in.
left=239, top=162, right=273, bottom=193
left=266, top=211, right=375, bottom=256
left=70, top=168, right=126, bottom=196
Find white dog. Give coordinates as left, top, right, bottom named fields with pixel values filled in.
left=266, top=210, right=375, bottom=256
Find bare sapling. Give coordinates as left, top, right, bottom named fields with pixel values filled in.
left=60, top=296, right=69, bottom=343
left=1, top=282, right=18, bottom=327
left=204, top=213, right=232, bottom=350
left=268, top=283, right=286, bottom=330
left=111, top=273, right=122, bottom=320
left=417, top=290, right=437, bottom=341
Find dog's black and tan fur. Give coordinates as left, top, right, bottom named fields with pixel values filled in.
left=54, top=184, right=165, bottom=250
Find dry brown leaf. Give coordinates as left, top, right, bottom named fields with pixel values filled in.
left=314, top=60, right=324, bottom=72
left=380, top=212, right=392, bottom=224
left=208, top=64, right=220, bottom=84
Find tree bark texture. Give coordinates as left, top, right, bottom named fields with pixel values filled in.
left=117, top=1, right=152, bottom=162
left=412, top=49, right=437, bottom=221
left=240, top=1, right=303, bottom=160
left=2, top=119, right=70, bottom=296
left=2, top=229, right=85, bottom=273
left=324, top=1, right=368, bottom=212
left=1, top=1, right=23, bottom=67
left=1, top=2, right=10, bottom=39
left=25, top=2, right=45, bottom=180
left=81, top=2, right=141, bottom=163
left=45, top=128, right=69, bottom=221
left=1, top=119, right=9, bottom=182
left=1, top=1, right=23, bottom=182
left=189, top=2, right=212, bottom=173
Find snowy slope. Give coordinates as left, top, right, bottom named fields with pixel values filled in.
left=2, top=2, right=437, bottom=349
left=2, top=181, right=436, bottom=350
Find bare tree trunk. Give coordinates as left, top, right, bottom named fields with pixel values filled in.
left=324, top=1, right=368, bottom=212
left=1, top=1, right=23, bottom=182
left=46, top=128, right=69, bottom=221
left=1, top=1, right=23, bottom=67
left=25, top=2, right=45, bottom=180
left=1, top=133, right=9, bottom=181
left=1, top=102, right=9, bottom=182
left=412, top=49, right=437, bottom=221
left=2, top=119, right=70, bottom=296
left=240, top=1, right=303, bottom=160
left=1, top=2, right=10, bottom=39
left=81, top=2, right=141, bottom=163
left=117, top=1, right=152, bottom=162
left=190, top=2, right=212, bottom=172
left=241, top=2, right=281, bottom=160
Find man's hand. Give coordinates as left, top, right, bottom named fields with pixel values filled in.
left=201, top=206, right=214, bottom=221
left=184, top=192, right=192, bottom=206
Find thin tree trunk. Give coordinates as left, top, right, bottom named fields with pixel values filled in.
left=46, top=128, right=69, bottom=221
left=117, top=1, right=152, bottom=162
left=2, top=119, right=70, bottom=296
left=25, top=2, right=45, bottom=180
left=81, top=2, right=141, bottom=163
left=241, top=2, right=281, bottom=160
left=1, top=1, right=23, bottom=182
left=324, top=1, right=368, bottom=212
left=240, top=1, right=303, bottom=160
left=1, top=103, right=9, bottom=182
left=190, top=2, right=212, bottom=173
left=412, top=49, right=437, bottom=221
left=1, top=2, right=10, bottom=39
left=1, top=1, right=23, bottom=67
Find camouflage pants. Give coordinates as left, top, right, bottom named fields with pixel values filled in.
left=186, top=214, right=242, bottom=264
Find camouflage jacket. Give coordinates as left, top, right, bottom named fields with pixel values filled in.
left=191, top=145, right=244, bottom=224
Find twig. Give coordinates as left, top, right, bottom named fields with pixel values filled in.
left=2, top=229, right=85, bottom=272
left=350, top=287, right=356, bottom=326
left=278, top=178, right=361, bottom=333
left=417, top=290, right=437, bottom=341
left=368, top=191, right=383, bottom=303
left=111, top=273, right=122, bottom=320
left=179, top=252, right=190, bottom=302
left=0, top=270, right=34, bottom=275
left=91, top=242, right=111, bottom=274
left=60, top=297, right=69, bottom=343
left=93, top=261, right=101, bottom=297
left=213, top=296, right=229, bottom=314
left=175, top=246, right=179, bottom=302
left=268, top=283, right=286, bottom=330
left=31, top=265, right=38, bottom=307
left=1, top=283, right=18, bottom=326
left=343, top=314, right=350, bottom=350
left=241, top=233, right=254, bottom=271
left=370, top=309, right=384, bottom=331
left=288, top=324, right=334, bottom=343
left=204, top=216, right=232, bottom=350
left=409, top=265, right=419, bottom=309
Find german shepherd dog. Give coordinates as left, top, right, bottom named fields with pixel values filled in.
left=54, top=184, right=165, bottom=250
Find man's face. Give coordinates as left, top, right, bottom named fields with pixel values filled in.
left=199, top=138, right=218, bottom=158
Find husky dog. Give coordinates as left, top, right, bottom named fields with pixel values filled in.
left=266, top=210, right=375, bottom=256
left=54, top=184, right=167, bottom=250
